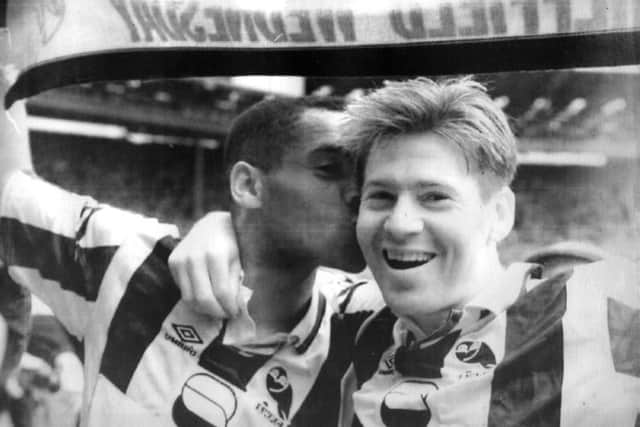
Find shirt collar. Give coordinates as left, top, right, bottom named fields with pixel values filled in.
left=224, top=285, right=327, bottom=354
left=394, top=262, right=540, bottom=346
left=464, top=262, right=540, bottom=316
left=291, top=288, right=327, bottom=353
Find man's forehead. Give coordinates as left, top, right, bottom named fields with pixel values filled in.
left=301, top=108, right=344, bottom=125
left=298, top=108, right=346, bottom=149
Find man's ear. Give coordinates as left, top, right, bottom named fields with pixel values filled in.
left=489, top=186, right=515, bottom=243
left=229, top=161, right=264, bottom=209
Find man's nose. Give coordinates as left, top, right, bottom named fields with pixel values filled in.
left=383, top=197, right=423, bottom=239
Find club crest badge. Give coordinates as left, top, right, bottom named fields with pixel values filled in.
left=455, top=341, right=496, bottom=368
left=266, top=366, right=292, bottom=420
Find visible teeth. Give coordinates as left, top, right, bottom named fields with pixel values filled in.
left=385, top=250, right=433, bottom=262
left=382, top=250, right=436, bottom=270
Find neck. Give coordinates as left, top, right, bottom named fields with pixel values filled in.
left=406, top=309, right=455, bottom=340
left=410, top=252, right=506, bottom=338
left=236, top=218, right=317, bottom=337
left=244, top=264, right=317, bottom=337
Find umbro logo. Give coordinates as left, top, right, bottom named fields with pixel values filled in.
left=172, top=324, right=203, bottom=344
left=165, top=324, right=202, bottom=357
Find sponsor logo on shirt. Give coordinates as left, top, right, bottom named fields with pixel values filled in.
left=380, top=380, right=437, bottom=427
left=173, top=373, right=237, bottom=427
left=255, top=401, right=289, bottom=427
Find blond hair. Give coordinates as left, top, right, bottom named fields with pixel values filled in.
left=344, top=76, right=517, bottom=196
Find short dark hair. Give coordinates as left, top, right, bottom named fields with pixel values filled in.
left=224, top=96, right=345, bottom=173
left=344, top=77, right=518, bottom=197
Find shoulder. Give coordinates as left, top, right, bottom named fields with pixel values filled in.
left=570, top=257, right=638, bottom=302
left=563, top=258, right=640, bottom=380
left=527, top=257, right=640, bottom=308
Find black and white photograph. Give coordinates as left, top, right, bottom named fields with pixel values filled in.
left=0, top=1, right=638, bottom=426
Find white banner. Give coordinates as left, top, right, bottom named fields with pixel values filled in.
left=5, top=0, right=639, bottom=68
left=2, top=0, right=639, bottom=105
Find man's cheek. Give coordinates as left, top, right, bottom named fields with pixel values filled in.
left=356, top=221, right=374, bottom=256
left=355, top=219, right=366, bottom=246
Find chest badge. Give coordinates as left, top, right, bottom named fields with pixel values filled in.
left=455, top=341, right=496, bottom=368
left=266, top=366, right=292, bottom=420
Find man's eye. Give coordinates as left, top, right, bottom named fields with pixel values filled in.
left=419, top=192, right=449, bottom=203
left=362, top=191, right=395, bottom=208
left=315, top=163, right=345, bottom=178
left=367, top=191, right=393, bottom=200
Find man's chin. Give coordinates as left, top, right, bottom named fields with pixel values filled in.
left=384, top=295, right=426, bottom=321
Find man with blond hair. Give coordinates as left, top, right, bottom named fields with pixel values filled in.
left=172, top=76, right=640, bottom=427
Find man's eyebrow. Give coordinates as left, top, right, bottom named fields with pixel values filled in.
left=362, top=179, right=393, bottom=189
left=310, top=145, right=349, bottom=157
left=362, top=179, right=453, bottom=189
left=414, top=181, right=447, bottom=188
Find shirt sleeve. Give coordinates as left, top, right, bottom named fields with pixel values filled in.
left=0, top=171, right=178, bottom=338
left=572, top=258, right=640, bottom=417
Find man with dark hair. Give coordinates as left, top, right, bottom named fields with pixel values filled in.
left=224, top=96, right=346, bottom=170
left=225, top=96, right=365, bottom=273
left=0, top=73, right=384, bottom=426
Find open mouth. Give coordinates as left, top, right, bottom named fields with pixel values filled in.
left=383, top=249, right=436, bottom=270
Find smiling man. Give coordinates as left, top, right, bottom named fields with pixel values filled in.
left=355, top=130, right=514, bottom=323
left=346, top=77, right=639, bottom=427
left=174, top=77, right=640, bottom=427
left=349, top=77, right=517, bottom=335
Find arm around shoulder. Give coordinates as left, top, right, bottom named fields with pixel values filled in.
left=169, top=211, right=244, bottom=318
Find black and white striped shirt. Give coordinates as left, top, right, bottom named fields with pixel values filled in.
left=351, top=261, right=640, bottom=426
left=0, top=172, right=385, bottom=427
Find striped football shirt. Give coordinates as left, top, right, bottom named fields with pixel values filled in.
left=0, top=172, right=384, bottom=427
left=351, top=261, right=640, bottom=427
